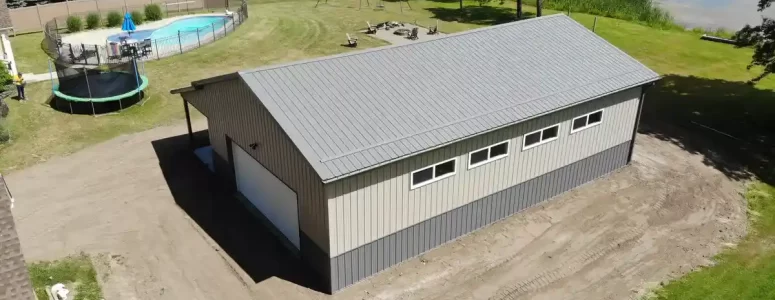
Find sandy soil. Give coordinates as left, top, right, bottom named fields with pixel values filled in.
left=5, top=119, right=746, bottom=300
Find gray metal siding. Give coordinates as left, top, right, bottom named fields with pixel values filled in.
left=326, top=87, right=641, bottom=256
left=237, top=15, right=659, bottom=181
left=0, top=177, right=34, bottom=300
left=329, top=141, right=631, bottom=291
left=182, top=79, right=330, bottom=260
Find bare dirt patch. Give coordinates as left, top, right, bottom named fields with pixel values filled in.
left=5, top=119, right=746, bottom=300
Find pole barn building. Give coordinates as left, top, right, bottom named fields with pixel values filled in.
left=172, top=14, right=660, bottom=293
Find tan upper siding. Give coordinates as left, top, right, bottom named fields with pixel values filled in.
left=325, top=87, right=642, bottom=257
left=183, top=79, right=329, bottom=254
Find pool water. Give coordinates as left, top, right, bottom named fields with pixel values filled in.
left=107, top=15, right=229, bottom=43
left=150, top=16, right=229, bottom=39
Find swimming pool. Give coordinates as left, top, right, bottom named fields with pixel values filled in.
left=107, top=15, right=230, bottom=43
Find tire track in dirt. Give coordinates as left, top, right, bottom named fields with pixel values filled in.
left=490, top=225, right=647, bottom=300
left=489, top=184, right=676, bottom=300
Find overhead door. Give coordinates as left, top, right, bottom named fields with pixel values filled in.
left=232, top=141, right=300, bottom=249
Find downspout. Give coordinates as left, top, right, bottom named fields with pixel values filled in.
left=627, top=82, right=656, bottom=163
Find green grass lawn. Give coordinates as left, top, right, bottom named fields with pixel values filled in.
left=28, top=253, right=103, bottom=300
left=655, top=182, right=775, bottom=300
left=10, top=33, right=51, bottom=75
left=1, top=0, right=773, bottom=172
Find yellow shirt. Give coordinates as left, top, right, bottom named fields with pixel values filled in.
left=13, top=75, right=23, bottom=86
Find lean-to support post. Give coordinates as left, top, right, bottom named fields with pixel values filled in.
left=184, top=99, right=193, bottom=148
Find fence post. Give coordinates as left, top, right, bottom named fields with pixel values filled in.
left=593, top=17, right=597, bottom=32
left=223, top=19, right=226, bottom=35
left=197, top=28, right=200, bottom=47
left=212, top=23, right=215, bottom=40
left=95, top=44, right=100, bottom=64
left=178, top=31, right=182, bottom=54
left=155, top=40, right=159, bottom=60
left=231, top=14, right=235, bottom=30
left=36, top=5, right=43, bottom=30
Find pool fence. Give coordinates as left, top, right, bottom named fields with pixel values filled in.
left=43, top=1, right=247, bottom=66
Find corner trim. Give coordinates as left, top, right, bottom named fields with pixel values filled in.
left=627, top=82, right=656, bottom=163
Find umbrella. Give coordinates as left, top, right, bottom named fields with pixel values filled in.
left=121, top=12, right=136, bottom=34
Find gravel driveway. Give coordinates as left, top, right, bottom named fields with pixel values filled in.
left=5, top=119, right=746, bottom=300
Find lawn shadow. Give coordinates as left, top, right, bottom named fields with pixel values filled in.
left=640, top=74, right=775, bottom=184
left=150, top=131, right=328, bottom=294
left=425, top=5, right=534, bottom=25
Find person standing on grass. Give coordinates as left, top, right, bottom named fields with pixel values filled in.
left=13, top=72, right=25, bottom=101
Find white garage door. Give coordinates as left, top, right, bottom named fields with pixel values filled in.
left=232, top=141, right=300, bottom=249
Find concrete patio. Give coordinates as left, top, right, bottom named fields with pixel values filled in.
left=361, top=21, right=446, bottom=45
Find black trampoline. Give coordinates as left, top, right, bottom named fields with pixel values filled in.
left=51, top=59, right=149, bottom=114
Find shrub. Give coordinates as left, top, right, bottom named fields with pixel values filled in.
left=131, top=11, right=145, bottom=25
left=66, top=16, right=83, bottom=33
left=85, top=13, right=101, bottom=30
left=0, top=62, right=13, bottom=88
left=144, top=4, right=163, bottom=21
left=106, top=11, right=122, bottom=27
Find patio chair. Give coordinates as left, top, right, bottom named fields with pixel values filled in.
left=120, top=43, right=137, bottom=58
left=141, top=39, right=153, bottom=57
left=346, top=33, right=358, bottom=47
left=428, top=25, right=438, bottom=35
left=407, top=27, right=419, bottom=40
left=366, top=21, right=377, bottom=34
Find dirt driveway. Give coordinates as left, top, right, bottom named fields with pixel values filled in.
left=5, top=119, right=746, bottom=300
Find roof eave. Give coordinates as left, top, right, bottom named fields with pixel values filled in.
left=170, top=72, right=241, bottom=94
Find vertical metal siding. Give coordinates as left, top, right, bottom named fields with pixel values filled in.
left=182, top=79, right=330, bottom=261
left=326, top=87, right=641, bottom=257
left=328, top=141, right=631, bottom=291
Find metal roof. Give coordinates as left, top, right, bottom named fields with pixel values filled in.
left=235, top=14, right=659, bottom=182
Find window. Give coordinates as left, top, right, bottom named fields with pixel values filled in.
left=571, top=109, right=604, bottom=133
left=523, top=124, right=560, bottom=150
left=411, top=158, right=457, bottom=189
left=468, top=141, right=511, bottom=169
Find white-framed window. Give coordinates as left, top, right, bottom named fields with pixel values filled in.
left=468, top=140, right=510, bottom=169
left=410, top=158, right=457, bottom=189
left=571, top=109, right=604, bottom=133
left=522, top=124, right=560, bottom=150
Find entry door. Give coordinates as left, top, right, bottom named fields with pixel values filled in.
left=232, top=141, right=300, bottom=249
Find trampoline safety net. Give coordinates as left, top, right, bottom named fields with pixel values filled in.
left=54, top=60, right=144, bottom=101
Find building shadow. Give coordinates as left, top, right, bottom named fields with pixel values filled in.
left=150, top=130, right=327, bottom=293
left=640, top=74, right=775, bottom=184
left=425, top=6, right=534, bottom=25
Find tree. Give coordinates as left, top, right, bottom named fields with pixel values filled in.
left=734, top=0, right=775, bottom=82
